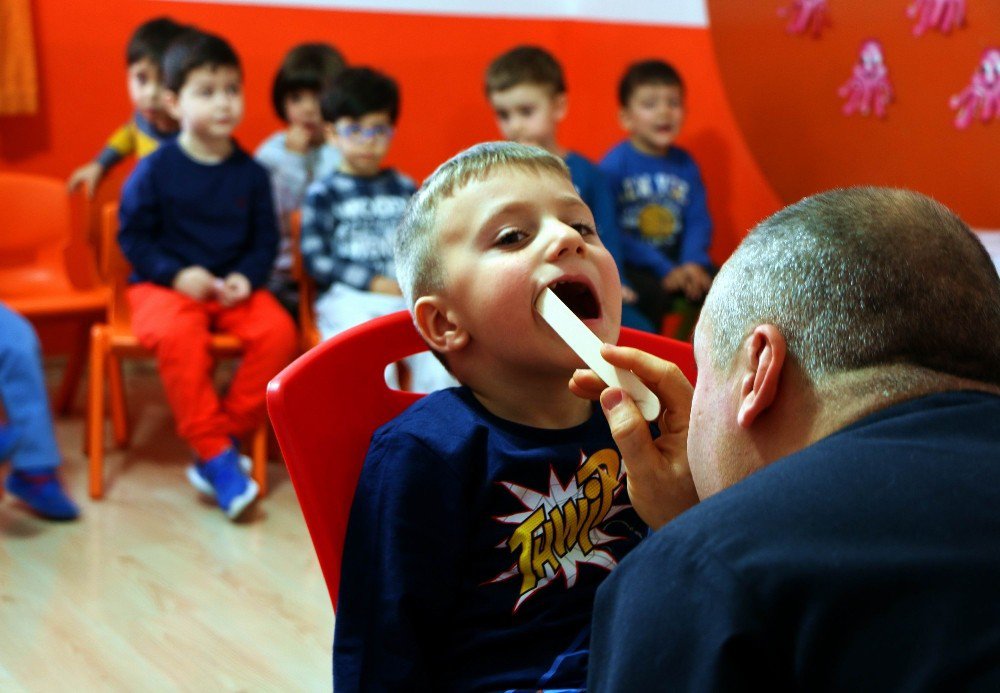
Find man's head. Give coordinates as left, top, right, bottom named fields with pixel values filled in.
left=162, top=30, right=244, bottom=142
left=485, top=46, right=567, bottom=152
left=321, top=67, right=399, bottom=176
left=395, top=142, right=622, bottom=382
left=690, top=187, right=1000, bottom=496
left=617, top=59, right=685, bottom=156
left=271, top=42, right=346, bottom=142
left=125, top=16, right=186, bottom=123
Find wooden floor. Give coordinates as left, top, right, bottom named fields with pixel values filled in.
left=0, top=361, right=333, bottom=691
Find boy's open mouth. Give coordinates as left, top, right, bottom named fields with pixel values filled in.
left=548, top=280, right=600, bottom=320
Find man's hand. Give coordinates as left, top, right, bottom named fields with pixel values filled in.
left=173, top=266, right=217, bottom=301
left=370, top=275, right=402, bottom=296
left=218, top=272, right=251, bottom=307
left=570, top=344, right=699, bottom=529
left=66, top=161, right=104, bottom=198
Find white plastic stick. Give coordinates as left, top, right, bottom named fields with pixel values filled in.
left=536, top=287, right=661, bottom=421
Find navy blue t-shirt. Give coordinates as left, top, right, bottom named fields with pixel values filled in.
left=589, top=390, right=1000, bottom=692
left=118, top=141, right=278, bottom=288
left=335, top=386, right=648, bottom=692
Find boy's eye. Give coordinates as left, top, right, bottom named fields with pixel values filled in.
left=571, top=223, right=596, bottom=237
left=518, top=106, right=535, bottom=117
left=496, top=228, right=527, bottom=246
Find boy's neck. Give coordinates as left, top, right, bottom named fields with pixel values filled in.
left=467, top=369, right=593, bottom=429
left=337, top=161, right=382, bottom=177
left=629, top=136, right=670, bottom=157
left=178, top=130, right=234, bottom=164
left=535, top=139, right=567, bottom=160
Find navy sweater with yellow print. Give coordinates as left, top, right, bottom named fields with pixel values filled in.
left=333, top=386, right=647, bottom=692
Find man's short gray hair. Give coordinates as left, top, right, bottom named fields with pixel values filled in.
left=395, top=141, right=571, bottom=309
left=705, top=187, right=1000, bottom=387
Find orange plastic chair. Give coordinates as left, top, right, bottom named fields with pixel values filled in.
left=267, top=309, right=697, bottom=608
left=87, top=203, right=268, bottom=499
left=0, top=172, right=109, bottom=413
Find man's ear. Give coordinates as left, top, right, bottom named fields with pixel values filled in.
left=162, top=90, right=181, bottom=122
left=736, top=324, right=786, bottom=429
left=413, top=296, right=469, bottom=354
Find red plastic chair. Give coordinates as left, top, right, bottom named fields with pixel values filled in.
left=0, top=172, right=109, bottom=413
left=267, top=309, right=697, bottom=608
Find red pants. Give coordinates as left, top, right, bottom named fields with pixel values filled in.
left=127, top=284, right=297, bottom=460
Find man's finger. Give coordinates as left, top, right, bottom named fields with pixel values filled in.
left=598, top=344, right=693, bottom=433
left=600, top=387, right=655, bottom=480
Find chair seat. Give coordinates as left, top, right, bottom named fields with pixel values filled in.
left=5, top=287, right=109, bottom=317
left=105, top=324, right=245, bottom=355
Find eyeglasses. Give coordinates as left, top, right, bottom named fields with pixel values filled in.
left=335, top=123, right=394, bottom=142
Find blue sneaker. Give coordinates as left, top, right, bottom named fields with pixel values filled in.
left=186, top=447, right=258, bottom=520
left=5, top=469, right=80, bottom=521
left=0, top=422, right=18, bottom=461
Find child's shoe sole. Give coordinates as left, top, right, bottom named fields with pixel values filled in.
left=186, top=455, right=253, bottom=497
left=225, top=478, right=260, bottom=520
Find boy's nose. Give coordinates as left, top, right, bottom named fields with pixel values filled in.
left=544, top=219, right=586, bottom=261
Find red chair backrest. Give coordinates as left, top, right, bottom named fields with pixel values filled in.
left=267, top=310, right=696, bottom=607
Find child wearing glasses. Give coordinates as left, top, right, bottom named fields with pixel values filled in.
left=301, top=67, right=454, bottom=391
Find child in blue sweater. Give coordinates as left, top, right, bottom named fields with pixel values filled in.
left=600, top=59, right=715, bottom=334
left=333, top=142, right=647, bottom=691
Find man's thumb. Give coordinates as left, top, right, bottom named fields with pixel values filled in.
left=600, top=388, right=653, bottom=464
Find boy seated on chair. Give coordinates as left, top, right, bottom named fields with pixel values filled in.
left=333, top=142, right=647, bottom=691
left=117, top=29, right=297, bottom=520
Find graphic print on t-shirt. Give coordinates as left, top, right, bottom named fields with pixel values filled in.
left=486, top=447, right=632, bottom=611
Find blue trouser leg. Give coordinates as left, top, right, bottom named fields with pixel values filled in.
left=0, top=304, right=60, bottom=472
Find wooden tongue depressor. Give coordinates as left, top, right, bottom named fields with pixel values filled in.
left=536, top=287, right=661, bottom=421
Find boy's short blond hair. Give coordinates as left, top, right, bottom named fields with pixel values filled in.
left=484, top=45, right=565, bottom=96
left=395, top=141, right=571, bottom=309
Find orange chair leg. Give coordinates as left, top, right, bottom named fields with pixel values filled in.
left=251, top=424, right=268, bottom=496
left=88, top=326, right=107, bottom=499
left=108, top=354, right=129, bottom=447
left=54, top=321, right=90, bottom=415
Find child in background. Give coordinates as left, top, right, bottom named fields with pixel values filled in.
left=600, top=59, right=714, bottom=335
left=485, top=45, right=654, bottom=333
left=0, top=304, right=79, bottom=521
left=118, top=30, right=297, bottom=520
left=301, top=67, right=453, bottom=391
left=255, top=42, right=346, bottom=316
left=67, top=17, right=186, bottom=197
left=334, top=142, right=647, bottom=691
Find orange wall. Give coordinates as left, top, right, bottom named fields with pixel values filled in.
left=0, top=0, right=781, bottom=263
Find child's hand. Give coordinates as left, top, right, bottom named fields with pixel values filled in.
left=218, top=273, right=252, bottom=307
left=622, top=284, right=639, bottom=305
left=173, top=266, right=217, bottom=301
left=370, top=275, right=402, bottom=296
left=67, top=162, right=105, bottom=198
left=661, top=267, right=687, bottom=294
left=680, top=264, right=713, bottom=302
left=285, top=124, right=313, bottom=154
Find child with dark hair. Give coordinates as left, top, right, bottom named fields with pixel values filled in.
left=600, top=59, right=715, bottom=335
left=301, top=67, right=454, bottom=391
left=67, top=16, right=186, bottom=197
left=255, top=42, right=347, bottom=315
left=485, top=45, right=654, bottom=332
left=118, top=29, right=297, bottom=520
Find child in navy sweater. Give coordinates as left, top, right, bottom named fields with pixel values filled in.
left=118, top=30, right=296, bottom=520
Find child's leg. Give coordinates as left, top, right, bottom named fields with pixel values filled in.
left=214, top=290, right=297, bottom=438
left=0, top=304, right=61, bottom=471
left=127, top=284, right=230, bottom=460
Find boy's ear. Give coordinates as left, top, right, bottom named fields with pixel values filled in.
left=413, top=295, right=469, bottom=355
left=617, top=107, right=632, bottom=133
left=552, top=92, right=568, bottom=122
left=162, top=90, right=181, bottom=121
